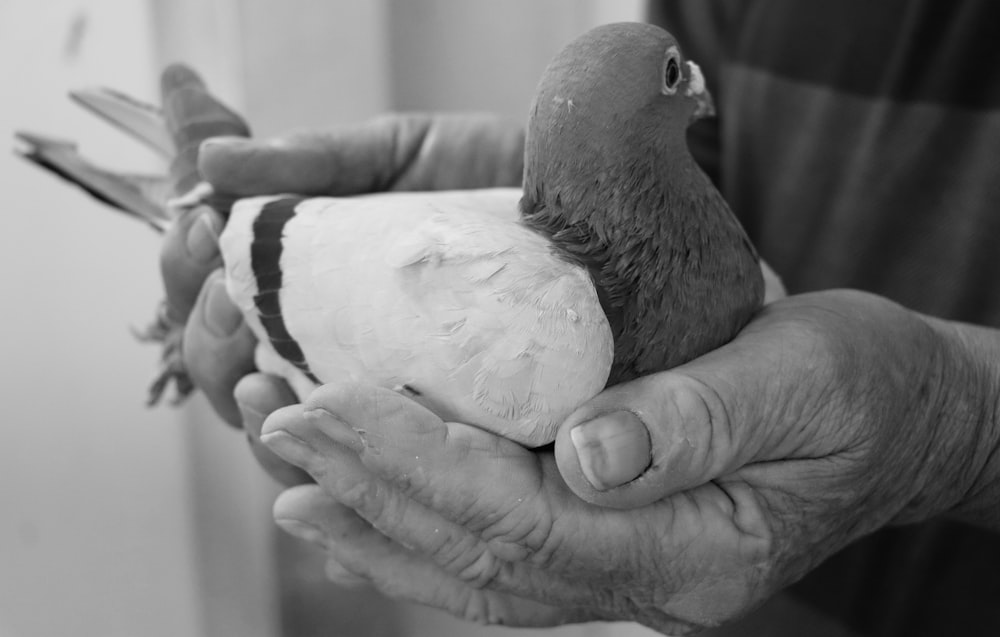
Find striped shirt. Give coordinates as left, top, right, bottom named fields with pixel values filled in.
left=651, top=1, right=1000, bottom=634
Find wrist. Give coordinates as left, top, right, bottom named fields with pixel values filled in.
left=908, top=316, right=1000, bottom=527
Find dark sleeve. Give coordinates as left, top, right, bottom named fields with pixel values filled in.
left=645, top=1, right=747, bottom=187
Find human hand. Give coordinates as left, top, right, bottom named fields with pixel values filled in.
left=163, top=114, right=524, bottom=482
left=255, top=289, right=1000, bottom=633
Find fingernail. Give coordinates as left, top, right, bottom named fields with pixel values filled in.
left=201, top=136, right=252, bottom=155
left=275, top=518, right=326, bottom=545
left=260, top=430, right=319, bottom=468
left=325, top=559, right=370, bottom=588
left=304, top=408, right=364, bottom=452
left=185, top=209, right=222, bottom=263
left=202, top=136, right=251, bottom=149
left=570, top=411, right=651, bottom=490
left=203, top=278, right=242, bottom=336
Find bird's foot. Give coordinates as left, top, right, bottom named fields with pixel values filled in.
left=133, top=300, right=194, bottom=406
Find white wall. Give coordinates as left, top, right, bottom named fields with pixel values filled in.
left=387, top=0, right=643, bottom=121
left=0, top=2, right=203, bottom=636
left=1, top=2, right=658, bottom=637
left=149, top=3, right=397, bottom=636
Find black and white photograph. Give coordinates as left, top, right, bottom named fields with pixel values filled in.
left=3, top=2, right=999, bottom=636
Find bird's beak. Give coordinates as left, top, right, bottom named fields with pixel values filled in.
left=686, top=60, right=715, bottom=120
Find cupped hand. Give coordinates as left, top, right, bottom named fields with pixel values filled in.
left=256, top=289, right=996, bottom=633
left=160, top=113, right=524, bottom=482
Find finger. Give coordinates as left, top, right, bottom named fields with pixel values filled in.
left=199, top=114, right=523, bottom=196
left=261, top=404, right=517, bottom=571
left=199, top=130, right=382, bottom=196
left=261, top=385, right=754, bottom=625
left=554, top=305, right=807, bottom=509
left=160, top=63, right=250, bottom=197
left=760, top=258, right=786, bottom=304
left=260, top=398, right=603, bottom=607
left=291, top=383, right=547, bottom=536
left=323, top=555, right=371, bottom=589
left=273, top=485, right=590, bottom=628
left=234, top=373, right=311, bottom=486
left=182, top=271, right=257, bottom=427
left=159, top=205, right=224, bottom=324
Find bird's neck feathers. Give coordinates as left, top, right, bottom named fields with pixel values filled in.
left=519, top=132, right=730, bottom=280
left=519, top=136, right=761, bottom=382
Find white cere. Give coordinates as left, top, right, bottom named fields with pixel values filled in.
left=686, top=60, right=706, bottom=96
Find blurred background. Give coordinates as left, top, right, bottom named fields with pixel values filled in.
left=0, top=1, right=660, bottom=636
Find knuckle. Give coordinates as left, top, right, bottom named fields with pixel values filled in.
left=651, top=373, right=734, bottom=480
left=528, top=509, right=564, bottom=561
left=668, top=374, right=727, bottom=429
left=339, top=478, right=395, bottom=525
left=524, top=521, right=568, bottom=571
left=476, top=492, right=555, bottom=564
left=323, top=557, right=370, bottom=588
left=305, top=380, right=358, bottom=411
left=414, top=524, right=506, bottom=590
left=446, top=544, right=503, bottom=589
left=451, top=589, right=508, bottom=626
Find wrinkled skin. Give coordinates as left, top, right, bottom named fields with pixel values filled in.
left=256, top=290, right=998, bottom=634
left=165, top=114, right=1000, bottom=634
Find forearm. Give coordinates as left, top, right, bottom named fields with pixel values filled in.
left=912, top=315, right=1000, bottom=528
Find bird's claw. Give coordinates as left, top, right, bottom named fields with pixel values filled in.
left=132, top=300, right=194, bottom=406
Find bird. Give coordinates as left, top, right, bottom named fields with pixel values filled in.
left=16, top=22, right=784, bottom=447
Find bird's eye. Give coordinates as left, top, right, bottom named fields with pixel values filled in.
left=663, top=47, right=682, bottom=95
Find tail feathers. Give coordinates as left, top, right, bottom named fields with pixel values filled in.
left=14, top=131, right=172, bottom=233
left=67, top=65, right=253, bottom=195
left=160, top=64, right=251, bottom=197
left=69, top=86, right=174, bottom=159
left=15, top=63, right=250, bottom=228
left=14, top=64, right=252, bottom=408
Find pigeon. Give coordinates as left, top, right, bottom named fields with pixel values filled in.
left=15, top=22, right=784, bottom=446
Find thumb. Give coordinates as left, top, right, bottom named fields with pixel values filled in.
left=197, top=116, right=443, bottom=197
left=554, top=367, right=770, bottom=509
left=198, top=113, right=524, bottom=197
left=198, top=131, right=368, bottom=197
left=160, top=63, right=250, bottom=197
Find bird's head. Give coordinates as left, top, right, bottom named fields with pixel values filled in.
left=522, top=22, right=714, bottom=216
left=520, top=23, right=764, bottom=383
